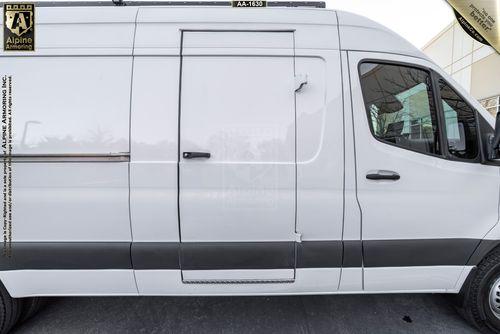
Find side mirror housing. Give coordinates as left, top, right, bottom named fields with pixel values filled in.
left=489, top=112, right=500, bottom=160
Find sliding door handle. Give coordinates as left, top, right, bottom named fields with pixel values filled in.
left=366, top=170, right=400, bottom=181
left=183, top=152, right=211, bottom=159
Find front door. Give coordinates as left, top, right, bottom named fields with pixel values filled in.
left=348, top=51, right=500, bottom=291
left=178, top=31, right=297, bottom=282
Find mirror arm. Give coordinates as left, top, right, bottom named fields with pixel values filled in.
left=490, top=135, right=500, bottom=160
left=489, top=112, right=500, bottom=160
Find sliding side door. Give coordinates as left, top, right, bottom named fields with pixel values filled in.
left=178, top=31, right=297, bottom=283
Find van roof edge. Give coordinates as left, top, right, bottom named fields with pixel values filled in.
left=31, top=1, right=326, bottom=9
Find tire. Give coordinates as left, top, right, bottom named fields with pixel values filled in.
left=18, top=297, right=45, bottom=324
left=460, top=248, right=500, bottom=333
left=0, top=281, right=21, bottom=334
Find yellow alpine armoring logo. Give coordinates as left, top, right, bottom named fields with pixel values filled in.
left=3, top=3, right=35, bottom=51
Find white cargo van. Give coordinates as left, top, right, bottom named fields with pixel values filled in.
left=0, top=1, right=499, bottom=333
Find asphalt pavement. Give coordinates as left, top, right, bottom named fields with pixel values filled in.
left=12, top=294, right=480, bottom=333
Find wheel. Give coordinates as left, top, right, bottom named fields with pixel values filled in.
left=0, top=281, right=21, bottom=334
left=18, top=297, right=45, bottom=323
left=460, top=248, right=500, bottom=333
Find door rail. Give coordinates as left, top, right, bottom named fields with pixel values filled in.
left=0, top=153, right=130, bottom=163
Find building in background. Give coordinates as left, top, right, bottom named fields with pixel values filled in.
left=422, top=20, right=500, bottom=117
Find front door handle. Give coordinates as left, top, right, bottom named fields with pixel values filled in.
left=183, top=152, right=211, bottom=159
left=366, top=170, right=400, bottom=181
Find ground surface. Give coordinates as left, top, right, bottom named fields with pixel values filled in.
left=12, top=294, right=481, bottom=333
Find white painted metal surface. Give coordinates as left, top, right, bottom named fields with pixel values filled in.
left=0, top=267, right=469, bottom=297
left=364, top=266, right=474, bottom=293
left=179, top=33, right=296, bottom=244
left=178, top=31, right=296, bottom=281
left=0, top=56, right=131, bottom=154
left=8, top=163, right=130, bottom=242
left=0, top=7, right=137, bottom=56
left=130, top=57, right=179, bottom=243
left=0, top=5, right=496, bottom=297
left=136, top=268, right=342, bottom=296
left=347, top=51, right=499, bottom=241
left=137, top=267, right=467, bottom=295
left=295, top=51, right=344, bottom=242
left=336, top=11, right=428, bottom=61
left=0, top=270, right=138, bottom=298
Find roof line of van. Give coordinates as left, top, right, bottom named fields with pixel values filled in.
left=32, top=1, right=326, bottom=8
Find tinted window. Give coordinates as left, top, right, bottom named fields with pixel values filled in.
left=359, top=63, right=440, bottom=155
left=439, top=80, right=478, bottom=160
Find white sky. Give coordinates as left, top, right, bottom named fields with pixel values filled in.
left=326, top=0, right=455, bottom=48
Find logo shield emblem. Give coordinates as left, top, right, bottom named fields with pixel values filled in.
left=5, top=6, right=33, bottom=37
left=3, top=4, right=35, bottom=51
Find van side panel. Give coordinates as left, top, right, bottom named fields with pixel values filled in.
left=131, top=7, right=345, bottom=294
left=0, top=8, right=137, bottom=296
left=130, top=57, right=180, bottom=243
left=0, top=57, right=132, bottom=242
left=2, top=57, right=130, bottom=155
left=0, top=7, right=137, bottom=57
left=336, top=11, right=426, bottom=61
left=338, top=50, right=363, bottom=291
left=0, top=270, right=138, bottom=298
left=346, top=51, right=499, bottom=292
left=295, top=51, right=344, bottom=242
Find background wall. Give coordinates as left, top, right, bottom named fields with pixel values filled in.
left=422, top=21, right=500, bottom=116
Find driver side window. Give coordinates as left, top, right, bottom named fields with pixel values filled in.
left=359, top=62, right=441, bottom=155
left=359, top=61, right=480, bottom=162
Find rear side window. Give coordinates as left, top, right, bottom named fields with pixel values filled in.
left=438, top=80, right=478, bottom=160
left=359, top=63, right=440, bottom=155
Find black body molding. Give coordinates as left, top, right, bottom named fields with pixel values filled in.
left=0, top=239, right=488, bottom=271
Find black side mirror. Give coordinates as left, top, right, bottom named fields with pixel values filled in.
left=489, top=112, right=500, bottom=160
